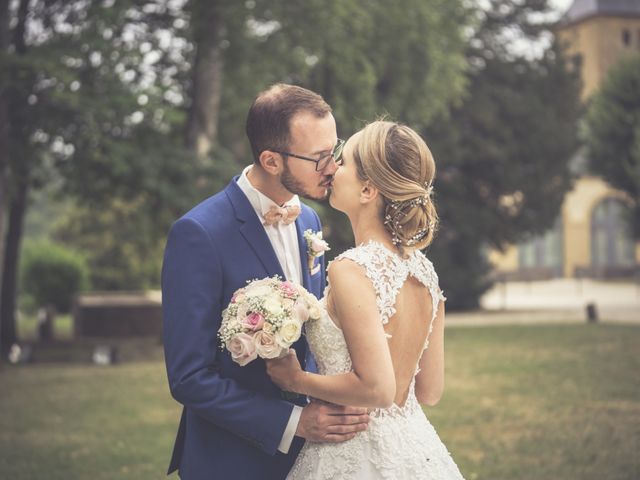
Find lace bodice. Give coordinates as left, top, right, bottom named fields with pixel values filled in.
left=289, top=241, right=464, bottom=480
left=335, top=241, right=443, bottom=328
left=305, top=240, right=445, bottom=378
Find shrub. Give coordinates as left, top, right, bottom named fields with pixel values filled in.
left=21, top=241, right=90, bottom=313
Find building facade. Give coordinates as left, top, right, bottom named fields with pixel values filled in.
left=489, top=0, right=640, bottom=280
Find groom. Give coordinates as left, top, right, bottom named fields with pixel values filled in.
left=162, top=84, right=369, bottom=479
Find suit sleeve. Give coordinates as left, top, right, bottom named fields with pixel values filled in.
left=162, top=217, right=294, bottom=456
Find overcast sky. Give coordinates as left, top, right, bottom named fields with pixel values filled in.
left=551, top=0, right=573, bottom=16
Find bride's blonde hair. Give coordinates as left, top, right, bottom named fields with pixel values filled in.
left=351, top=120, right=438, bottom=252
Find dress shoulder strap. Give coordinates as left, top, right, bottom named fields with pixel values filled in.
left=329, top=241, right=405, bottom=325
left=407, top=251, right=446, bottom=350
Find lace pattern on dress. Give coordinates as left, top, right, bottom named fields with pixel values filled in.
left=329, top=240, right=444, bottom=349
left=288, top=241, right=464, bottom=480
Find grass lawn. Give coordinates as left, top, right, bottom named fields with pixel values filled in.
left=0, top=323, right=638, bottom=479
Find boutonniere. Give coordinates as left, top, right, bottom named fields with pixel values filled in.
left=303, top=229, right=330, bottom=275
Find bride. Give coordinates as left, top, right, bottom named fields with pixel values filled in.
left=266, top=120, right=465, bottom=479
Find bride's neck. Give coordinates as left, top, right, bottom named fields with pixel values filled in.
left=350, top=212, right=394, bottom=249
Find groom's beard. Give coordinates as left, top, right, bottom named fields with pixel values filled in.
left=281, top=159, right=331, bottom=201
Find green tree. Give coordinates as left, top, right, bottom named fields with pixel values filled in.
left=0, top=0, right=471, bottom=355
left=0, top=0, right=201, bottom=356
left=125, top=0, right=469, bottom=268
left=424, top=0, right=582, bottom=309
left=210, top=0, right=467, bottom=161
left=52, top=197, right=166, bottom=291
left=584, top=54, right=640, bottom=237
left=247, top=0, right=469, bottom=258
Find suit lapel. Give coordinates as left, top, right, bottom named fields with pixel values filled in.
left=295, top=216, right=312, bottom=291
left=225, top=178, right=312, bottom=375
left=294, top=214, right=319, bottom=374
left=225, top=178, right=285, bottom=279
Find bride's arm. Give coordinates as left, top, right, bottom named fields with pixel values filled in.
left=414, top=300, right=445, bottom=406
left=267, top=259, right=396, bottom=408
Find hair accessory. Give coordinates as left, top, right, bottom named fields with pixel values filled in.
left=424, top=183, right=434, bottom=197
left=384, top=200, right=433, bottom=247
left=383, top=181, right=435, bottom=247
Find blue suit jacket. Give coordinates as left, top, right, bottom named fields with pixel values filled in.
left=162, top=177, right=325, bottom=480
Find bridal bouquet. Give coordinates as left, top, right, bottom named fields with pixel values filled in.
left=218, top=276, right=322, bottom=366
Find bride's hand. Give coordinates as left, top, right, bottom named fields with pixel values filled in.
left=265, top=349, right=305, bottom=393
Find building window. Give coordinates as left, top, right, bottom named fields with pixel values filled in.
left=591, top=198, right=634, bottom=268
left=622, top=29, right=631, bottom=47
left=571, top=53, right=583, bottom=72
left=518, top=217, right=563, bottom=276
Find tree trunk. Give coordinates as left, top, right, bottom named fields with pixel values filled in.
left=0, top=180, right=27, bottom=355
left=0, top=0, right=28, bottom=358
left=185, top=0, right=225, bottom=160
left=0, top=0, right=10, bottom=296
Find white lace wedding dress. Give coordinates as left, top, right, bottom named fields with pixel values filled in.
left=287, top=241, right=464, bottom=480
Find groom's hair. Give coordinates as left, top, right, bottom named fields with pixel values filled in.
left=246, top=84, right=332, bottom=163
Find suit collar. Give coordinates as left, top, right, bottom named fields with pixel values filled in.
left=225, top=177, right=315, bottom=291
left=236, top=165, right=301, bottom=219
left=225, top=178, right=285, bottom=279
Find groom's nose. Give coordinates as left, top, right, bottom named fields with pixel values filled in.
left=322, top=157, right=339, bottom=175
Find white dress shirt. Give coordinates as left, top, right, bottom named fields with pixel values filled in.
left=236, top=165, right=304, bottom=454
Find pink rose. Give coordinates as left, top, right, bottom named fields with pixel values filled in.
left=242, top=312, right=264, bottom=331
left=226, top=333, right=258, bottom=366
left=231, top=293, right=245, bottom=304
left=230, top=288, right=246, bottom=304
left=310, top=237, right=330, bottom=255
left=280, top=281, right=298, bottom=298
left=293, top=300, right=310, bottom=324
left=254, top=330, right=283, bottom=359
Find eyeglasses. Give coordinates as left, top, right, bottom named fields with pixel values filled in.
left=271, top=138, right=345, bottom=171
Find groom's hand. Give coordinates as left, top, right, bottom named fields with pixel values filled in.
left=296, top=400, right=369, bottom=443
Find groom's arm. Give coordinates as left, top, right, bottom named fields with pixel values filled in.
left=162, top=217, right=295, bottom=456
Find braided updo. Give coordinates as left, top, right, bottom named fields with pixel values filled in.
left=351, top=120, right=438, bottom=252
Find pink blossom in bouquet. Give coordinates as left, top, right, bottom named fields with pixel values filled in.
left=218, top=276, right=323, bottom=366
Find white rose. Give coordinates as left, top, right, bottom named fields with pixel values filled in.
left=308, top=304, right=322, bottom=320
left=254, top=330, right=283, bottom=359
left=263, top=294, right=284, bottom=316
left=282, top=297, right=295, bottom=310
left=299, top=292, right=322, bottom=320
left=226, top=333, right=258, bottom=366
left=245, top=285, right=271, bottom=298
left=303, top=291, right=317, bottom=304
left=275, top=321, right=302, bottom=348
left=251, top=278, right=272, bottom=288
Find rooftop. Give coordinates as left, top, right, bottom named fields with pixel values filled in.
left=559, top=0, right=640, bottom=26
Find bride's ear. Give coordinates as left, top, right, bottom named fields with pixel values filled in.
left=359, top=181, right=379, bottom=205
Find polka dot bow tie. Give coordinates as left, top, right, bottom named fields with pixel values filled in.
left=262, top=204, right=301, bottom=226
